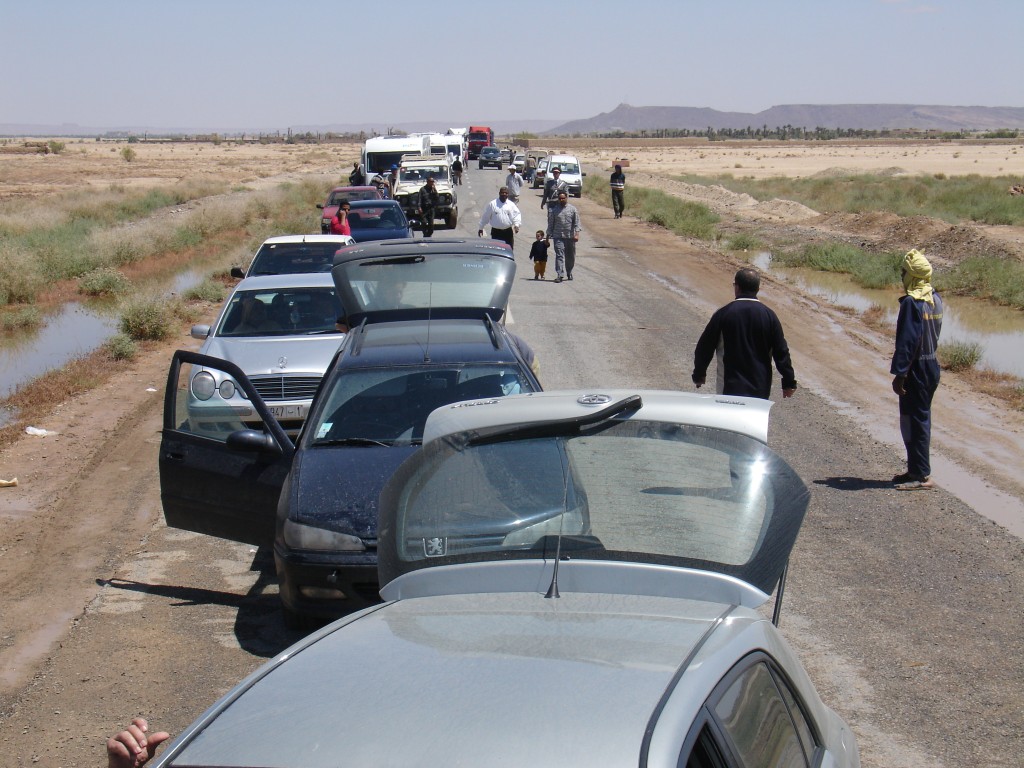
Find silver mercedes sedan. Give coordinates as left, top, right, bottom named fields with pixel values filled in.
left=151, top=390, right=859, bottom=768
left=188, top=272, right=345, bottom=436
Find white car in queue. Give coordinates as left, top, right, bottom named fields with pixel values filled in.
left=188, top=272, right=345, bottom=437
left=150, top=389, right=859, bottom=768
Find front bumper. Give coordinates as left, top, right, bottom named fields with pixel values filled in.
left=274, top=543, right=381, bottom=619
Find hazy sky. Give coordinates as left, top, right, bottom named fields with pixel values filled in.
left=3, top=0, right=1022, bottom=130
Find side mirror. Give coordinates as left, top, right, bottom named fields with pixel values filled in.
left=230, top=266, right=245, bottom=279
left=316, top=203, right=324, bottom=209
left=190, top=325, right=211, bottom=340
left=582, top=172, right=587, bottom=177
left=226, top=429, right=282, bottom=455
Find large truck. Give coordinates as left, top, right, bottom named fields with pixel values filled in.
left=360, top=135, right=431, bottom=185
left=466, top=126, right=493, bottom=159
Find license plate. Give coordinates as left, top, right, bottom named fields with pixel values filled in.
left=267, top=404, right=306, bottom=420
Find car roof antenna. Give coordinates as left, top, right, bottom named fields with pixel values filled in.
left=544, top=443, right=573, bottom=599
left=423, top=283, right=432, bottom=363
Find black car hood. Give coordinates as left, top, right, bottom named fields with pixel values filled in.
left=290, top=445, right=418, bottom=538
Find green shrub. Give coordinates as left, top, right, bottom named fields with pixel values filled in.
left=121, top=146, right=137, bottom=163
left=938, top=340, right=983, bottom=372
left=1, top=306, right=41, bottom=331
left=939, top=256, right=1024, bottom=310
left=47, top=140, right=65, bottom=155
left=727, top=233, right=761, bottom=251
left=119, top=297, right=173, bottom=340
left=183, top=278, right=226, bottom=303
left=79, top=267, right=130, bottom=296
left=774, top=243, right=902, bottom=289
left=104, top=332, right=137, bottom=360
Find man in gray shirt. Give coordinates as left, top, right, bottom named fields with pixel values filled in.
left=545, top=191, right=581, bottom=283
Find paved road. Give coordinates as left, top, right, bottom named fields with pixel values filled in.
left=0, top=166, right=1019, bottom=768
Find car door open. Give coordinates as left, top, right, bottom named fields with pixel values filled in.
left=159, top=350, right=295, bottom=547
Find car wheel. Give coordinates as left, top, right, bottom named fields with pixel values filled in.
left=478, top=163, right=484, bottom=169
left=445, top=210, right=458, bottom=229
left=574, top=191, right=581, bottom=198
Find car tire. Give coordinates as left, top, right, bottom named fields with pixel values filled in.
left=478, top=162, right=484, bottom=170
left=445, top=210, right=458, bottom=229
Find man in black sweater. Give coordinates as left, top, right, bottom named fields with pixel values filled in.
left=692, top=268, right=797, bottom=400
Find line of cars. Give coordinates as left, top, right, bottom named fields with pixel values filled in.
left=152, top=154, right=860, bottom=766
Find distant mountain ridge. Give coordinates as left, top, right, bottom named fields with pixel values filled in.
left=549, top=103, right=1024, bottom=133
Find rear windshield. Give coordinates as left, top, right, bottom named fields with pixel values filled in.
left=248, top=243, right=342, bottom=276
left=328, top=189, right=378, bottom=205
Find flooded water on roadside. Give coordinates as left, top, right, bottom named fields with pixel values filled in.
left=752, top=253, right=1024, bottom=378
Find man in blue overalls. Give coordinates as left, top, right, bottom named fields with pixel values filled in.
left=890, top=249, right=943, bottom=490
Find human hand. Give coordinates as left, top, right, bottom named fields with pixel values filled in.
left=573, top=234, right=579, bottom=242
left=478, top=229, right=483, bottom=237
left=692, top=375, right=706, bottom=389
left=107, top=718, right=170, bottom=768
left=782, top=387, right=796, bottom=399
left=891, top=375, right=907, bottom=396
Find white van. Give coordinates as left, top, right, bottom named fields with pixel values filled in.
left=544, top=153, right=585, bottom=197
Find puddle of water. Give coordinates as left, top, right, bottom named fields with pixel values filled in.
left=755, top=253, right=1024, bottom=378
left=0, top=304, right=119, bottom=399
left=0, top=253, right=224, bottom=399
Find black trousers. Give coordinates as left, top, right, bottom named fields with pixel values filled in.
left=421, top=209, right=435, bottom=237
left=611, top=189, right=624, bottom=216
left=490, top=226, right=514, bottom=250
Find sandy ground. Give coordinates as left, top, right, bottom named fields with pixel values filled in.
left=0, top=139, right=1022, bottom=767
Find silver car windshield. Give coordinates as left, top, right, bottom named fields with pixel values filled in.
left=216, top=288, right=343, bottom=337
left=379, top=418, right=808, bottom=594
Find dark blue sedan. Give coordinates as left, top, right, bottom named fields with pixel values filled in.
left=345, top=199, right=414, bottom=243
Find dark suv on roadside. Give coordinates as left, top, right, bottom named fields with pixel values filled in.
left=477, top=145, right=502, bottom=169
left=159, top=239, right=541, bottom=627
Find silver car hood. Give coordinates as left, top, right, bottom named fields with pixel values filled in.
left=200, top=335, right=343, bottom=376
left=167, top=590, right=736, bottom=768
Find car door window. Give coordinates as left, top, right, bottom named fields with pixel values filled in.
left=712, top=660, right=809, bottom=768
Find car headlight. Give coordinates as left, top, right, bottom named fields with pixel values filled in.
left=440, top=193, right=451, bottom=204
left=191, top=371, right=241, bottom=401
left=283, top=519, right=367, bottom=551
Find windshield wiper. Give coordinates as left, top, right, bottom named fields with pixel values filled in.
left=468, top=394, right=643, bottom=446
left=313, top=437, right=390, bottom=447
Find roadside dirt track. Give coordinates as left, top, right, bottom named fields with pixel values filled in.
left=0, top=149, right=1021, bottom=767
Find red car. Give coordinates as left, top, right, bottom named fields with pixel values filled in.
left=317, top=186, right=383, bottom=232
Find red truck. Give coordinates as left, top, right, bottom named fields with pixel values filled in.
left=466, top=126, right=493, bottom=159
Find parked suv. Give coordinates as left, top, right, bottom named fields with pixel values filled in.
left=159, top=239, right=541, bottom=627
left=478, top=146, right=502, bottom=169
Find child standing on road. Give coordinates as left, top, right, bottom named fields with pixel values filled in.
left=529, top=230, right=548, bottom=280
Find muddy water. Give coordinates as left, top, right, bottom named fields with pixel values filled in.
left=0, top=303, right=119, bottom=400
left=753, top=253, right=1024, bottom=378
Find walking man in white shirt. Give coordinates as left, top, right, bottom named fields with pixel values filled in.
left=478, top=187, right=522, bottom=251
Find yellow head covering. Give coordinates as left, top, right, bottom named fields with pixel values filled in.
left=902, top=249, right=934, bottom=306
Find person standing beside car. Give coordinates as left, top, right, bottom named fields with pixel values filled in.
left=541, top=166, right=568, bottom=209
left=692, top=268, right=797, bottom=400
left=504, top=163, right=524, bottom=202
left=451, top=156, right=463, bottom=185
left=545, top=191, right=581, bottom=282
left=890, top=249, right=943, bottom=491
left=478, top=187, right=521, bottom=250
left=387, top=164, right=400, bottom=199
left=329, top=201, right=351, bottom=236
left=610, top=163, right=626, bottom=218
left=417, top=176, right=440, bottom=238
left=348, top=161, right=362, bottom=186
